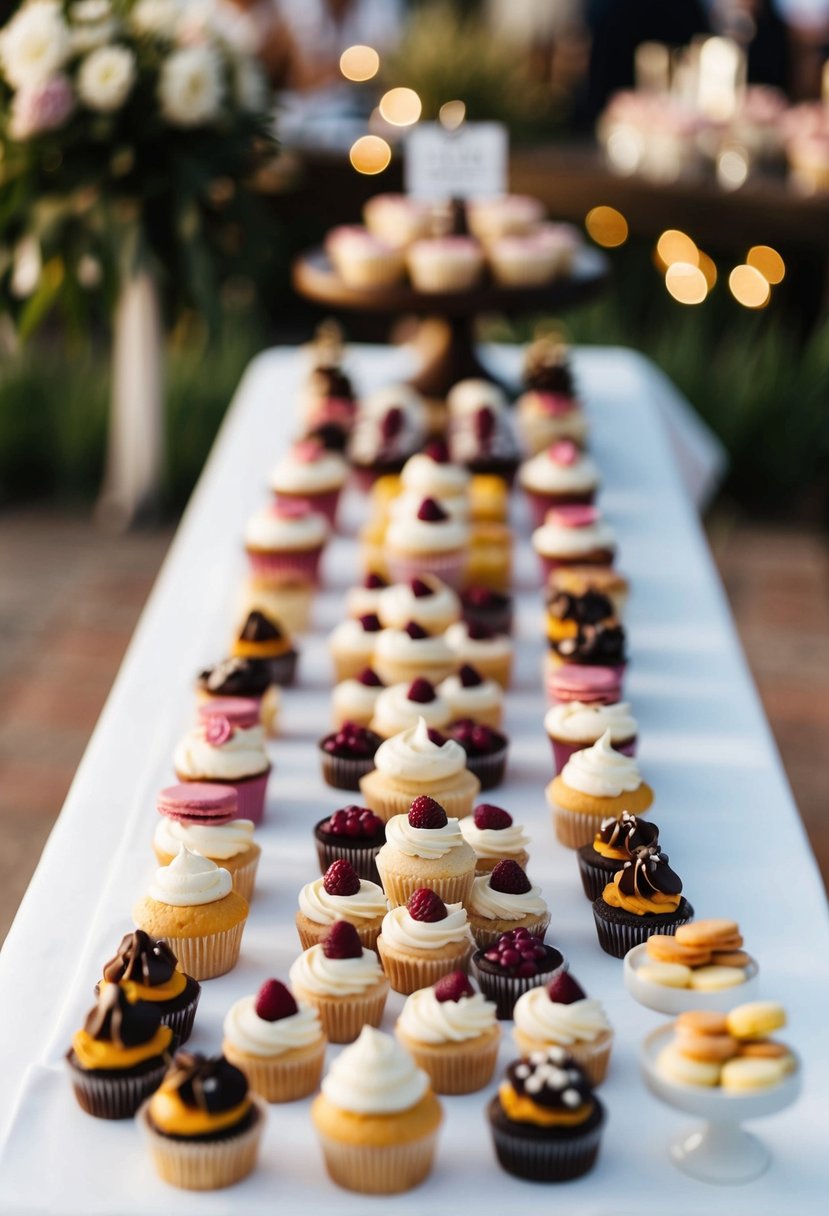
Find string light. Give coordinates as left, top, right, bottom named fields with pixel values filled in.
left=349, top=135, right=392, bottom=175
left=378, top=87, right=422, bottom=127
left=656, top=229, right=698, bottom=268
left=340, top=45, right=380, bottom=82
left=729, top=264, right=770, bottom=308
left=747, top=245, right=785, bottom=285
left=665, top=261, right=708, bottom=305
left=585, top=206, right=628, bottom=247
left=697, top=250, right=718, bottom=290
left=439, top=100, right=466, bottom=130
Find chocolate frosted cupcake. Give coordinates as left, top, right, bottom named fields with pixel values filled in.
left=577, top=812, right=659, bottom=901
left=472, top=930, right=565, bottom=1020
left=447, top=719, right=509, bottom=790
left=232, top=610, right=298, bottom=687
left=460, top=586, right=514, bottom=636
left=67, top=986, right=172, bottom=1119
left=545, top=588, right=615, bottom=645
left=314, top=805, right=386, bottom=883
left=197, top=657, right=278, bottom=737
left=488, top=1049, right=605, bottom=1181
left=592, top=846, right=693, bottom=958
left=548, top=620, right=627, bottom=672
left=139, top=1052, right=266, bottom=1190
left=99, top=930, right=201, bottom=1047
left=319, top=723, right=383, bottom=791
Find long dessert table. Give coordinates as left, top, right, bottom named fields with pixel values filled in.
left=0, top=343, right=826, bottom=1215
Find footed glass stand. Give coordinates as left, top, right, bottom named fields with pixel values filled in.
left=640, top=1025, right=801, bottom=1185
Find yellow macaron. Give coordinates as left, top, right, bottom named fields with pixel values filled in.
left=720, top=1056, right=788, bottom=1093
left=656, top=1044, right=721, bottom=1088
left=726, top=1001, right=786, bottom=1041
left=689, top=965, right=747, bottom=992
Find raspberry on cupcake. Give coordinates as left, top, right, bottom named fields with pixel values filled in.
left=377, top=574, right=461, bottom=634
left=396, top=971, right=501, bottom=1094
left=222, top=977, right=326, bottom=1103
left=472, top=929, right=565, bottom=1020
left=513, top=970, right=614, bottom=1085
left=374, top=795, right=477, bottom=909
left=345, top=571, right=389, bottom=619
left=460, top=803, right=530, bottom=874
left=296, top=859, right=388, bottom=953
left=376, top=887, right=473, bottom=995
left=318, top=722, right=383, bottom=792
left=468, top=860, right=550, bottom=949
left=313, top=804, right=386, bottom=883
left=373, top=618, right=456, bottom=686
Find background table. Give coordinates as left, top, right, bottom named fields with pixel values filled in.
left=0, top=344, right=826, bottom=1215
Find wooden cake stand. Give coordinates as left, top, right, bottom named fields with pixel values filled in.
left=292, top=245, right=610, bottom=398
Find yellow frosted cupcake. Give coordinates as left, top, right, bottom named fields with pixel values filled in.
left=312, top=1026, right=443, bottom=1194
left=396, top=971, right=500, bottom=1094
left=359, top=717, right=480, bottom=824
left=375, top=797, right=476, bottom=908
left=133, top=845, right=249, bottom=981
left=289, top=921, right=389, bottom=1044
left=546, top=729, right=654, bottom=849
left=376, top=888, right=473, bottom=994
left=222, top=978, right=326, bottom=1102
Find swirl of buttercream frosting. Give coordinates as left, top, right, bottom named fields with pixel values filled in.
left=244, top=505, right=328, bottom=550
left=288, top=944, right=384, bottom=997
left=398, top=987, right=496, bottom=1044
left=469, top=874, right=547, bottom=921
left=385, top=508, right=469, bottom=554
left=459, top=818, right=529, bottom=860
left=513, top=988, right=611, bottom=1045
left=153, top=817, right=255, bottom=861
left=321, top=1026, right=429, bottom=1113
left=173, top=723, right=268, bottom=781
left=378, top=579, right=461, bottom=630
left=269, top=447, right=347, bottom=494
left=438, top=673, right=503, bottom=718
left=148, top=845, right=233, bottom=907
left=371, top=683, right=452, bottom=736
left=560, top=729, right=643, bottom=797
left=379, top=902, right=470, bottom=952
left=518, top=447, right=600, bottom=494
left=383, top=813, right=467, bottom=860
left=531, top=514, right=615, bottom=557
left=373, top=717, right=466, bottom=783
left=545, top=701, right=636, bottom=745
left=223, top=995, right=322, bottom=1057
left=445, top=622, right=513, bottom=660
left=373, top=628, right=454, bottom=667
left=298, top=877, right=388, bottom=924
left=401, top=452, right=471, bottom=498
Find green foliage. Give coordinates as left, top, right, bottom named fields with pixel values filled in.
left=384, top=1, right=561, bottom=140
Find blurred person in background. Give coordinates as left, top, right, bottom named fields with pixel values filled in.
left=277, top=0, right=405, bottom=88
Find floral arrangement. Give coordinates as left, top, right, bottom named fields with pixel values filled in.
left=0, top=0, right=277, bottom=334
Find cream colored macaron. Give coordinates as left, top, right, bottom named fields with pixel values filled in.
left=656, top=1044, right=721, bottom=1088
left=689, top=965, right=747, bottom=991
left=720, top=1056, right=788, bottom=1092
left=638, top=960, right=693, bottom=989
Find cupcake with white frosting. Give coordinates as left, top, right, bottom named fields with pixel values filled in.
left=445, top=620, right=513, bottom=688
left=375, top=796, right=477, bottom=908
left=326, top=225, right=405, bottom=289
left=223, top=977, right=326, bottom=1102
left=153, top=810, right=260, bottom=904
left=173, top=699, right=271, bottom=825
left=460, top=804, right=530, bottom=874
left=289, top=920, right=389, bottom=1044
left=133, top=845, right=249, bottom=980
left=446, top=380, right=521, bottom=482
left=329, top=613, right=384, bottom=682
left=269, top=439, right=348, bottom=527
left=519, top=441, right=601, bottom=525
left=512, top=969, right=613, bottom=1087
left=406, top=235, right=484, bottom=292
left=377, top=574, right=461, bottom=635
left=532, top=505, right=616, bottom=578
left=311, top=1026, right=442, bottom=1194
left=467, top=860, right=550, bottom=949
left=359, top=716, right=481, bottom=823
left=348, top=384, right=428, bottom=486
left=372, top=622, right=455, bottom=688
left=295, top=859, right=388, bottom=953
left=385, top=495, right=470, bottom=590
left=400, top=444, right=471, bottom=501
left=370, top=678, right=452, bottom=739
left=396, top=971, right=500, bottom=1094
left=331, top=668, right=385, bottom=729
left=345, top=572, right=389, bottom=619
left=244, top=500, right=329, bottom=587
left=545, top=700, right=637, bottom=776
left=439, top=664, right=504, bottom=729
left=376, top=887, right=473, bottom=994
left=546, top=728, right=653, bottom=849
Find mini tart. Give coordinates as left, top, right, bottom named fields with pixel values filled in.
left=546, top=774, right=653, bottom=851
left=359, top=766, right=480, bottom=824
left=139, top=1055, right=266, bottom=1191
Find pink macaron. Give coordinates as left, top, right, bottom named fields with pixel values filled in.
left=156, top=782, right=239, bottom=826
left=546, top=663, right=623, bottom=707
left=197, top=698, right=261, bottom=731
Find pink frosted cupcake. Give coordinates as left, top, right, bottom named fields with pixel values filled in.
left=326, top=225, right=405, bottom=289
left=385, top=497, right=470, bottom=590
left=174, top=700, right=271, bottom=826
left=532, top=506, right=616, bottom=578
left=269, top=439, right=348, bottom=527
left=546, top=662, right=624, bottom=708
left=467, top=194, right=546, bottom=241
left=244, top=500, right=329, bottom=587
left=406, top=236, right=484, bottom=293
left=544, top=701, right=637, bottom=776
left=519, top=441, right=601, bottom=524
left=487, top=224, right=580, bottom=287
left=363, top=193, right=433, bottom=246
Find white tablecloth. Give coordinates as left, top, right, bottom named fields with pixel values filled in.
left=0, top=345, right=825, bottom=1215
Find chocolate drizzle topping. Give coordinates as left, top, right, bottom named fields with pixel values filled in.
left=165, top=1052, right=248, bottom=1113
left=238, top=610, right=283, bottom=644
left=507, top=1049, right=593, bottom=1111
left=597, top=812, right=658, bottom=855
left=553, top=622, right=626, bottom=666
left=618, top=846, right=683, bottom=899
left=198, top=657, right=272, bottom=697
left=547, top=590, right=614, bottom=626
left=103, top=930, right=178, bottom=988
left=83, top=985, right=162, bottom=1048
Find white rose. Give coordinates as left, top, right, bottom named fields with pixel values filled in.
left=130, top=0, right=182, bottom=37
left=158, top=45, right=223, bottom=127
left=77, top=45, right=136, bottom=112
left=68, top=2, right=115, bottom=52
left=0, top=1, right=70, bottom=90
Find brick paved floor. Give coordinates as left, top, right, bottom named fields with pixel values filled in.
left=0, top=508, right=826, bottom=942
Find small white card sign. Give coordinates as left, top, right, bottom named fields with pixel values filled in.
left=405, top=122, right=508, bottom=200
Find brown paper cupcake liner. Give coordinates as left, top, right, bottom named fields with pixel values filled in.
left=68, top=1056, right=169, bottom=1119
left=377, top=940, right=472, bottom=995
left=165, top=920, right=246, bottom=981
left=139, top=1098, right=266, bottom=1190
left=295, top=913, right=381, bottom=955
left=464, top=745, right=508, bottom=791
left=472, top=950, right=566, bottom=1020
left=295, top=984, right=389, bottom=1044
left=470, top=913, right=551, bottom=951
left=576, top=851, right=619, bottom=902
left=162, top=992, right=201, bottom=1048
left=401, top=1034, right=500, bottom=1095
left=320, top=751, right=377, bottom=793
left=489, top=1098, right=605, bottom=1182
left=222, top=1039, right=325, bottom=1103
left=316, top=1129, right=440, bottom=1194
left=513, top=1029, right=614, bottom=1087
left=376, top=863, right=475, bottom=912
left=551, top=805, right=606, bottom=850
